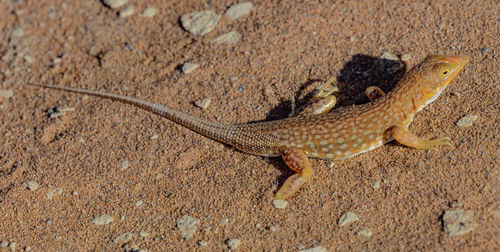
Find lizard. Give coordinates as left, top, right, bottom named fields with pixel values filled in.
left=30, top=54, right=469, bottom=200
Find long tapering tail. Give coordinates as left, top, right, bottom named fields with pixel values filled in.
left=30, top=84, right=236, bottom=144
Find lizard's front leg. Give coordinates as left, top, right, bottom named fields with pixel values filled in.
left=290, top=76, right=338, bottom=117
left=392, top=126, right=452, bottom=151
left=275, top=148, right=312, bottom=200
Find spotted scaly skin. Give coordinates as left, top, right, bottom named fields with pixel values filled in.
left=31, top=54, right=469, bottom=201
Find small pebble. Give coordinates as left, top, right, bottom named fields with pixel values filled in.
left=114, top=232, right=133, bottom=244
left=219, top=217, right=229, bottom=225
left=372, top=180, right=380, bottom=189
left=120, top=159, right=130, bottom=171
left=46, top=188, right=63, bottom=200
left=25, top=180, right=39, bottom=191
left=456, top=114, right=478, bottom=127
left=92, top=214, right=114, bottom=225
left=226, top=238, right=241, bottom=250
left=176, top=215, right=199, bottom=240
left=272, top=199, right=288, bottom=209
left=198, top=240, right=208, bottom=246
left=9, top=242, right=16, bottom=252
left=119, top=5, right=134, bottom=18
left=480, top=47, right=490, bottom=53
left=139, top=231, right=149, bottom=237
left=442, top=209, right=475, bottom=236
left=141, top=6, right=157, bottom=18
left=451, top=91, right=462, bottom=97
left=212, top=31, right=240, bottom=44
left=150, top=133, right=159, bottom=140
left=0, top=89, right=14, bottom=98
left=338, top=212, right=359, bottom=227
left=380, top=52, right=399, bottom=61
left=135, top=200, right=143, bottom=207
left=24, top=55, right=35, bottom=63
left=181, top=62, right=198, bottom=74
left=349, top=36, right=356, bottom=42
left=357, top=229, right=373, bottom=237
left=181, top=10, right=220, bottom=36
left=49, top=111, right=64, bottom=119
left=0, top=241, right=8, bottom=247
left=269, top=225, right=277, bottom=232
left=102, top=0, right=128, bottom=9
left=226, top=2, right=254, bottom=19
left=298, top=246, right=327, bottom=252
left=194, top=98, right=211, bottom=109
left=400, top=53, right=411, bottom=62
left=11, top=28, right=23, bottom=37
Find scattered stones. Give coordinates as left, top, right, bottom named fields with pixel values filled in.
left=24, top=54, right=35, bottom=63
left=194, top=98, right=211, bottom=109
left=150, top=133, right=159, bottom=140
left=272, top=199, right=288, bottom=209
left=139, top=231, right=149, bottom=237
left=212, top=31, right=240, bottom=44
left=226, top=2, right=254, bottom=19
left=181, top=10, right=220, bottom=36
left=49, top=111, right=64, bottom=119
left=25, top=180, right=39, bottom=191
left=357, top=229, right=373, bottom=237
left=0, top=241, right=7, bottom=248
left=226, top=238, right=241, bottom=250
left=119, top=5, right=134, bottom=18
left=181, top=62, right=198, bottom=74
left=219, top=217, right=229, bottom=225
left=372, top=180, right=381, bottom=189
left=198, top=240, right=208, bottom=246
left=114, top=232, right=133, bottom=244
left=0, top=89, right=14, bottom=98
left=442, top=209, right=475, bottom=236
left=141, top=6, right=157, bottom=18
left=57, top=106, right=75, bottom=113
left=46, top=188, right=63, bottom=200
left=480, top=47, right=490, bottom=53
left=298, top=246, right=327, bottom=252
left=176, top=215, right=199, bottom=240
left=102, top=0, right=129, bottom=9
left=120, top=159, right=130, bottom=171
left=11, top=28, right=23, bottom=38
left=92, top=214, right=114, bottom=225
left=135, top=200, right=143, bottom=207
left=338, top=212, right=359, bottom=227
left=456, top=114, right=478, bottom=127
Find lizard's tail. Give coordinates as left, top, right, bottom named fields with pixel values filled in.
left=29, top=84, right=236, bottom=144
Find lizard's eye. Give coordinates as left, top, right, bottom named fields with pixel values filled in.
left=433, top=63, right=451, bottom=79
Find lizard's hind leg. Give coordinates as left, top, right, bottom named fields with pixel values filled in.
left=275, top=148, right=313, bottom=200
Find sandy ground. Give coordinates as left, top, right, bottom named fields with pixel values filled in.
left=1, top=0, right=499, bottom=251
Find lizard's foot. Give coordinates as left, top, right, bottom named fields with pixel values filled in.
left=275, top=148, right=313, bottom=200
left=291, top=76, right=339, bottom=117
left=365, top=86, right=385, bottom=101
left=420, top=136, right=452, bottom=151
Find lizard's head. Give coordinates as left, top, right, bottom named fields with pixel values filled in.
left=413, top=54, right=469, bottom=111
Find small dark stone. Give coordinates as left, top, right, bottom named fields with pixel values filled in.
left=480, top=47, right=489, bottom=53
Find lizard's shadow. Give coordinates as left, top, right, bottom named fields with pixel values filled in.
left=263, top=53, right=407, bottom=191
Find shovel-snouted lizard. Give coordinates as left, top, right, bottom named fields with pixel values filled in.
left=31, top=54, right=469, bottom=200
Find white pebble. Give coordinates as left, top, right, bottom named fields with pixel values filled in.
left=272, top=199, right=288, bottom=209
left=26, top=180, right=39, bottom=191
left=226, top=2, right=254, bottom=19
left=176, top=215, right=199, bottom=240
left=181, top=10, right=220, bottom=36
left=226, top=238, right=241, bottom=250
left=103, top=0, right=128, bottom=9
left=46, top=188, right=63, bottom=200
left=114, top=232, right=133, bottom=244
left=8, top=242, right=16, bottom=252
left=198, top=240, right=208, bottom=246
left=456, top=114, right=478, bottom=127
left=11, top=28, right=23, bottom=38
left=141, top=6, right=157, bottom=18
left=0, top=89, right=14, bottom=98
left=135, top=200, right=143, bottom=207
left=139, top=231, right=149, bottom=237
left=181, top=62, right=198, bottom=74
left=24, top=54, right=35, bottom=63
left=442, top=209, right=475, bottom=236
left=194, top=98, right=211, bottom=109
left=92, top=214, right=114, bottom=225
left=0, top=241, right=8, bottom=248
left=357, top=229, right=373, bottom=237
left=338, top=211, right=359, bottom=227
left=119, top=5, right=134, bottom=18
left=212, top=31, right=240, bottom=44
left=380, top=52, right=399, bottom=61
left=119, top=159, right=129, bottom=171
